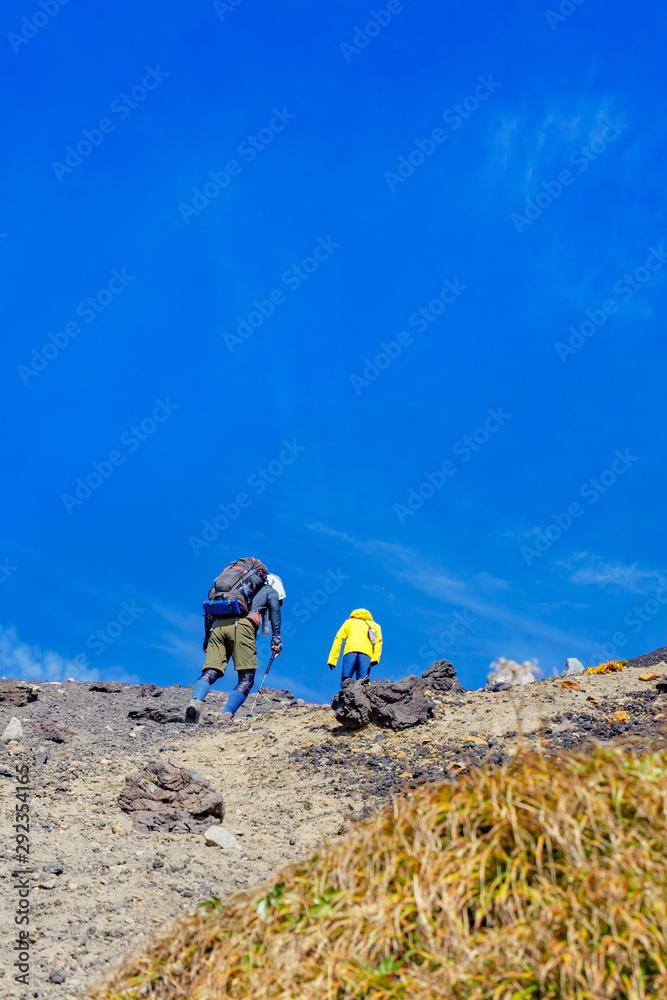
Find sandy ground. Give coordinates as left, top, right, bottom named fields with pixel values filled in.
left=1, top=663, right=666, bottom=1000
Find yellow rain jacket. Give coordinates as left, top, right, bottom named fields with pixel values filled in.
left=327, top=609, right=383, bottom=665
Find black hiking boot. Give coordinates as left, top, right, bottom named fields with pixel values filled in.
left=185, top=699, right=203, bottom=724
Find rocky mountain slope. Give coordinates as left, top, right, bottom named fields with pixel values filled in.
left=1, top=656, right=667, bottom=1000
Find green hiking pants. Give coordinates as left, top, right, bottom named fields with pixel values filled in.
left=202, top=616, right=258, bottom=676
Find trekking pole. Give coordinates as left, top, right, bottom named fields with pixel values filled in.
left=248, top=652, right=276, bottom=717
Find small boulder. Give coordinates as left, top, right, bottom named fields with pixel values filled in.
left=563, top=658, right=585, bottom=676
left=332, top=678, right=373, bottom=729
left=421, top=659, right=464, bottom=694
left=140, top=683, right=162, bottom=698
left=33, top=722, right=73, bottom=744
left=118, top=759, right=225, bottom=833
left=203, top=826, right=241, bottom=850
left=90, top=681, right=122, bottom=693
left=1, top=717, right=23, bottom=743
left=0, top=680, right=38, bottom=707
left=332, top=675, right=435, bottom=731
left=128, top=704, right=184, bottom=725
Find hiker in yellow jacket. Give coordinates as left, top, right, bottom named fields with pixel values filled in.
left=327, top=609, right=383, bottom=681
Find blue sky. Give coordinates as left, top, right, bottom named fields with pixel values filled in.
left=2, top=0, right=666, bottom=699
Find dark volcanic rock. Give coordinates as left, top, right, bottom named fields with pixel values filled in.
left=89, top=681, right=122, bottom=693
left=332, top=659, right=464, bottom=731
left=140, top=683, right=162, bottom=698
left=370, top=676, right=435, bottom=729
left=422, top=659, right=465, bottom=694
left=0, top=679, right=38, bottom=706
left=33, top=722, right=73, bottom=743
left=331, top=678, right=373, bottom=728
left=625, top=646, right=667, bottom=670
left=118, top=759, right=225, bottom=833
left=332, top=675, right=435, bottom=731
left=128, top=704, right=184, bottom=725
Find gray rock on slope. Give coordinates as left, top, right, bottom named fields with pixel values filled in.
left=2, top=717, right=23, bottom=742
left=127, top=704, right=184, bottom=725
left=422, top=659, right=465, bottom=694
left=563, top=658, right=585, bottom=676
left=332, top=659, right=463, bottom=731
left=0, top=680, right=38, bottom=706
left=203, top=826, right=241, bottom=850
left=118, top=759, right=225, bottom=833
left=333, top=676, right=434, bottom=730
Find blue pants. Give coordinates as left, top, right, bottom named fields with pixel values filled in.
left=342, top=651, right=372, bottom=681
left=192, top=668, right=255, bottom=715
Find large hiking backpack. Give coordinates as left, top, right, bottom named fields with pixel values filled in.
left=203, top=556, right=268, bottom=619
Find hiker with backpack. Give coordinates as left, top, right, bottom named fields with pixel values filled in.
left=185, top=557, right=283, bottom=727
left=327, top=609, right=383, bottom=681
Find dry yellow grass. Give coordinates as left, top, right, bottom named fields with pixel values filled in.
left=88, top=747, right=667, bottom=1000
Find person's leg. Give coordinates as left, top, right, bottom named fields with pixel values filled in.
left=186, top=619, right=232, bottom=723
left=224, top=670, right=256, bottom=716
left=356, top=653, right=372, bottom=679
left=342, top=651, right=358, bottom=681
left=192, top=668, right=222, bottom=702
left=219, top=618, right=258, bottom=724
left=233, top=617, right=259, bottom=673
left=202, top=619, right=234, bottom=675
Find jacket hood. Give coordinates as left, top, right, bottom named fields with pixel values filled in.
left=350, top=609, right=373, bottom=620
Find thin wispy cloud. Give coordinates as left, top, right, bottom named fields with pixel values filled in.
left=0, top=626, right=139, bottom=684
left=309, top=524, right=585, bottom=648
left=563, top=554, right=667, bottom=594
left=152, top=604, right=204, bottom=672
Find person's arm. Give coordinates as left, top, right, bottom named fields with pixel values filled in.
left=327, top=621, right=349, bottom=666
left=246, top=586, right=268, bottom=631
left=371, top=622, right=383, bottom=664
left=266, top=588, right=282, bottom=652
